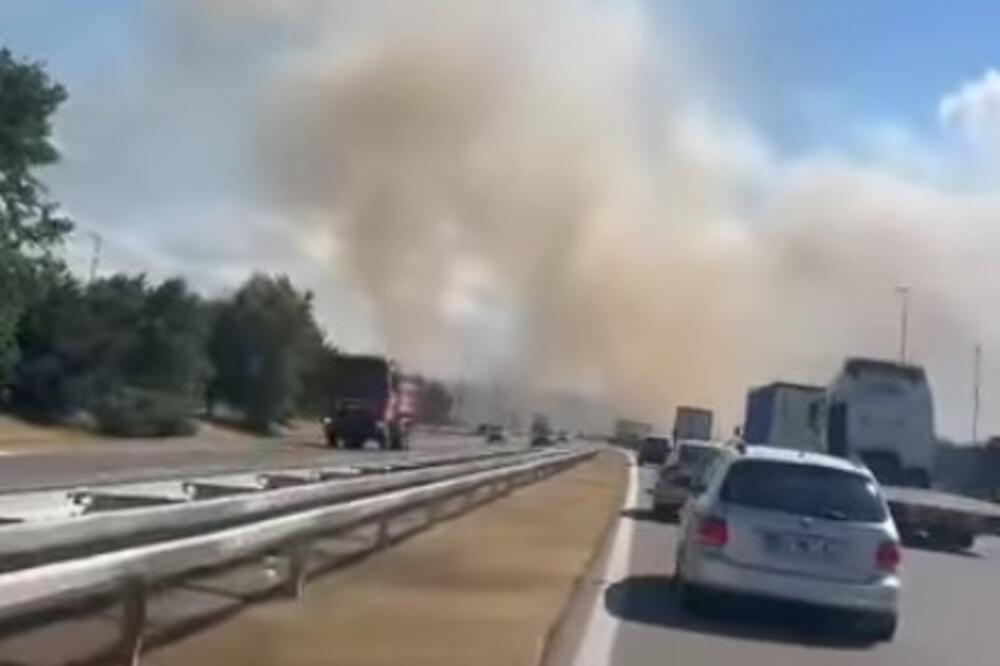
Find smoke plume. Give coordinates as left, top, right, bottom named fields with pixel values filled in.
left=183, top=0, right=1000, bottom=435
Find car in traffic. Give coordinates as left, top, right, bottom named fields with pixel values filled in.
left=484, top=424, right=507, bottom=444
left=673, top=445, right=900, bottom=642
left=651, top=440, right=727, bottom=519
left=530, top=415, right=553, bottom=447
left=637, top=435, right=671, bottom=466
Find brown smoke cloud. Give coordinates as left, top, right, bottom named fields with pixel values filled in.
left=183, top=0, right=1000, bottom=436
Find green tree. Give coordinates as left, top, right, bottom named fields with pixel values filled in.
left=133, top=278, right=212, bottom=397
left=10, top=270, right=97, bottom=420
left=298, top=337, right=340, bottom=416
left=0, top=48, right=72, bottom=385
left=208, top=274, right=320, bottom=432
left=83, top=274, right=149, bottom=394
left=12, top=273, right=211, bottom=432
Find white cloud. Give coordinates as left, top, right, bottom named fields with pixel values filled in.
left=940, top=69, right=1000, bottom=154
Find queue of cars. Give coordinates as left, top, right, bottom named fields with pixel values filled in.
left=636, top=436, right=900, bottom=642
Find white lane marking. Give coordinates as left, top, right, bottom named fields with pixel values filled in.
left=570, top=453, right=640, bottom=666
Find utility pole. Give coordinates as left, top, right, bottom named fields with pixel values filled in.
left=895, top=286, right=910, bottom=363
left=973, top=344, right=982, bottom=445
left=87, top=231, right=103, bottom=284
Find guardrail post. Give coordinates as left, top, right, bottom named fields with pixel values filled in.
left=281, top=540, right=310, bottom=599
left=427, top=498, right=443, bottom=524
left=116, top=577, right=146, bottom=666
left=376, top=518, right=391, bottom=547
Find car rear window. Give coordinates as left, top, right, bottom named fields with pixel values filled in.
left=678, top=446, right=721, bottom=473
left=720, top=460, right=887, bottom=522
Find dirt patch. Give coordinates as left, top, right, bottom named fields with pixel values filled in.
left=148, top=451, right=627, bottom=666
left=0, top=414, right=103, bottom=448
left=0, top=414, right=322, bottom=453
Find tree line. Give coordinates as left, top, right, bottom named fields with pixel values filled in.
left=0, top=47, right=452, bottom=436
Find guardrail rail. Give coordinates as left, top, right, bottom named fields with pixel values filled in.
left=0, top=446, right=597, bottom=665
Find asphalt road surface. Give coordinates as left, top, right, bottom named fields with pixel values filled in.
left=566, top=460, right=1000, bottom=666
left=0, top=431, right=497, bottom=493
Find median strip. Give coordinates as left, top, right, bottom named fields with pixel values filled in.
left=146, top=451, right=626, bottom=666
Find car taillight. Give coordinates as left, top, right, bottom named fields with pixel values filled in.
left=696, top=516, right=728, bottom=548
left=876, top=540, right=901, bottom=572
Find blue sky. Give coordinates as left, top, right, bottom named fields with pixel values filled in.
left=658, top=0, right=1000, bottom=151
left=0, top=0, right=144, bottom=85
left=5, top=1, right=1000, bottom=156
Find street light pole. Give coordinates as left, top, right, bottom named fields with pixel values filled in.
left=87, top=231, right=103, bottom=284
left=973, top=344, right=982, bottom=445
left=896, top=286, right=910, bottom=363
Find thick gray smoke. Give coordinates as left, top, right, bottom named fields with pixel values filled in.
left=183, top=0, right=1000, bottom=435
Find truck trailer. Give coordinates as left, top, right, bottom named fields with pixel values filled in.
left=744, top=359, right=1000, bottom=550
left=744, top=382, right=825, bottom=451
left=673, top=406, right=713, bottom=442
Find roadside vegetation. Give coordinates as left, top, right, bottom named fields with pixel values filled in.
left=0, top=47, right=451, bottom=438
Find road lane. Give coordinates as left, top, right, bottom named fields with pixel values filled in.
left=571, top=463, right=1000, bottom=666
left=0, top=431, right=499, bottom=493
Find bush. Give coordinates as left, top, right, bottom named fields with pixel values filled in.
left=92, top=388, right=197, bottom=438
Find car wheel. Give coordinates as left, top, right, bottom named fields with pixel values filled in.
left=673, top=550, right=698, bottom=608
left=389, top=428, right=408, bottom=450
left=653, top=503, right=676, bottom=522
left=677, top=579, right=709, bottom=614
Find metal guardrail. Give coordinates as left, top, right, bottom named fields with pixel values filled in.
left=0, top=448, right=569, bottom=571
left=0, top=448, right=596, bottom=665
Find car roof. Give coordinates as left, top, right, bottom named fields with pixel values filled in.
left=738, top=444, right=871, bottom=477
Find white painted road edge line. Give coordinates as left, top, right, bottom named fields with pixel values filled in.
left=569, top=452, right=639, bottom=666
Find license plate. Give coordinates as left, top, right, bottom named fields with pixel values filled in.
left=763, top=531, right=840, bottom=560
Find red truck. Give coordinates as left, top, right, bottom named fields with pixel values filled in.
left=321, top=355, right=414, bottom=450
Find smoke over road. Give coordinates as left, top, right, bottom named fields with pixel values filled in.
left=182, top=0, right=1000, bottom=434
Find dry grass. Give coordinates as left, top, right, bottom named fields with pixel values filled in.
left=0, top=413, right=322, bottom=452
left=0, top=414, right=104, bottom=448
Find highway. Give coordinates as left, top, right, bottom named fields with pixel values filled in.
left=0, top=430, right=491, bottom=493
left=564, top=461, right=1000, bottom=666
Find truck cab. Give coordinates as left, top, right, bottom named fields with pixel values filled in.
left=827, top=358, right=935, bottom=488
left=322, top=355, right=412, bottom=450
